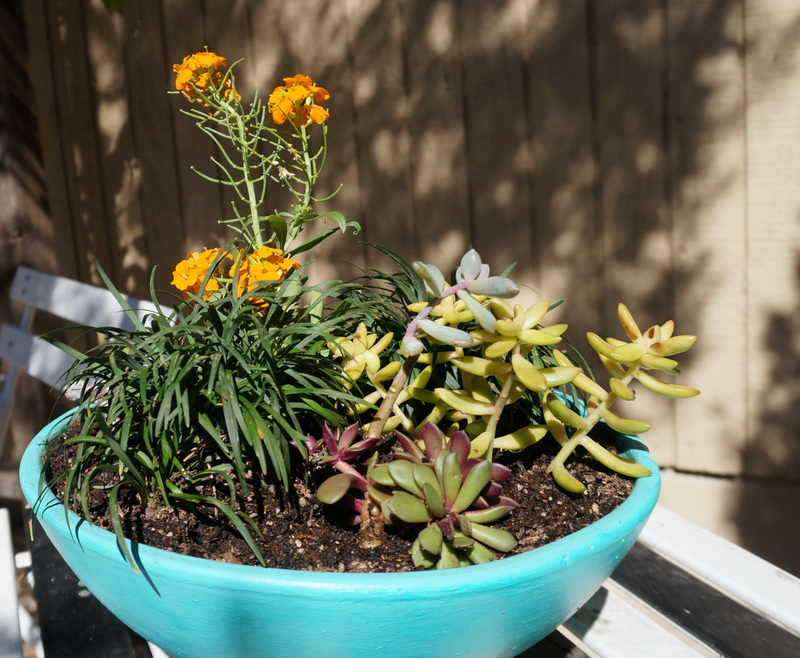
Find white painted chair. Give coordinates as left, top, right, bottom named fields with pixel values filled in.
left=0, top=266, right=158, bottom=448
left=0, top=267, right=158, bottom=658
left=2, top=266, right=800, bottom=657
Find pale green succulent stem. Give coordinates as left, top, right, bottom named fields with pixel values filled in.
left=403, top=281, right=469, bottom=343
left=364, top=370, right=415, bottom=436
left=369, top=289, right=447, bottom=440
left=549, top=361, right=640, bottom=471
left=370, top=280, right=484, bottom=439
left=367, top=354, right=420, bottom=440
left=483, top=348, right=520, bottom=458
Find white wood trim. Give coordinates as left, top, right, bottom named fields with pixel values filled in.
left=639, top=505, right=800, bottom=633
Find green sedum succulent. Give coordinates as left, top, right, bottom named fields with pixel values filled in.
left=316, top=249, right=699, bottom=565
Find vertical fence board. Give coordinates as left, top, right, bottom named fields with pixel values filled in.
left=401, top=0, right=471, bottom=272
left=276, top=2, right=367, bottom=280
left=201, top=0, right=253, bottom=251
left=122, top=1, right=183, bottom=291
left=525, top=1, right=603, bottom=335
left=344, top=0, right=417, bottom=270
left=234, top=2, right=371, bottom=279
left=83, top=0, right=149, bottom=296
left=744, top=0, right=800, bottom=479
left=667, top=0, right=748, bottom=475
left=458, top=0, right=534, bottom=285
left=241, top=1, right=296, bottom=230
left=24, top=0, right=72, bottom=277
left=161, top=0, right=227, bottom=260
left=590, top=0, right=676, bottom=468
left=44, top=0, right=114, bottom=283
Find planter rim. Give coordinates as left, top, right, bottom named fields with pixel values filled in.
left=20, top=409, right=661, bottom=592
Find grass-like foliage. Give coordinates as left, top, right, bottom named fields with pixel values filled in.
left=48, top=258, right=416, bottom=565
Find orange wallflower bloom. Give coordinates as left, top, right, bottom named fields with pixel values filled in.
left=308, top=105, right=330, bottom=124
left=283, top=74, right=313, bottom=87
left=172, top=51, right=236, bottom=105
left=232, top=246, right=300, bottom=305
left=171, top=248, right=225, bottom=300
left=193, top=51, right=227, bottom=70
left=268, top=74, right=330, bottom=127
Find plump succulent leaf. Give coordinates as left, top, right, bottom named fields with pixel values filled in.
left=383, top=491, right=431, bottom=524
left=422, top=481, right=445, bottom=518
left=581, top=438, right=652, bottom=478
left=413, top=463, right=440, bottom=495
left=457, top=289, right=497, bottom=333
left=457, top=249, right=483, bottom=281
left=467, top=522, right=517, bottom=552
left=438, top=541, right=461, bottom=569
left=418, top=521, right=444, bottom=555
left=551, top=463, right=586, bottom=494
left=417, top=319, right=474, bottom=348
left=463, top=542, right=498, bottom=564
left=441, top=451, right=463, bottom=508
left=316, top=473, right=359, bottom=505
left=411, top=537, right=437, bottom=569
left=387, top=459, right=424, bottom=497
left=462, top=504, right=516, bottom=524
left=466, top=276, right=519, bottom=298
left=452, top=460, right=492, bottom=514
left=447, top=431, right=471, bottom=465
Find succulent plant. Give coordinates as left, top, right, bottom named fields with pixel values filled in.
left=372, top=425, right=518, bottom=569
left=314, top=421, right=518, bottom=569
left=316, top=248, right=699, bottom=568
left=310, top=424, right=377, bottom=526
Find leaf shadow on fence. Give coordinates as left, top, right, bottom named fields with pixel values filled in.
left=737, top=251, right=800, bottom=574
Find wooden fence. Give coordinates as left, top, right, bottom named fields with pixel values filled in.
left=5, top=0, right=800, bottom=571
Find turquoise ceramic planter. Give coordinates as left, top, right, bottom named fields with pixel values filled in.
left=21, top=410, right=660, bottom=658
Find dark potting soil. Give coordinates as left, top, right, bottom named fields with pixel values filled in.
left=44, top=423, right=635, bottom=573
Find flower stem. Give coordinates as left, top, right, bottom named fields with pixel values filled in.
left=235, top=113, right=263, bottom=247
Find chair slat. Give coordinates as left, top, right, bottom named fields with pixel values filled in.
left=10, top=266, right=157, bottom=330
left=560, top=583, right=709, bottom=657
left=638, top=505, right=800, bottom=634
left=0, top=325, right=75, bottom=390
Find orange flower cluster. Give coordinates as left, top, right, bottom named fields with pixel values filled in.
left=232, top=246, right=300, bottom=304
left=171, top=248, right=223, bottom=300
left=268, top=74, right=330, bottom=127
left=171, top=246, right=299, bottom=305
left=173, top=51, right=240, bottom=104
